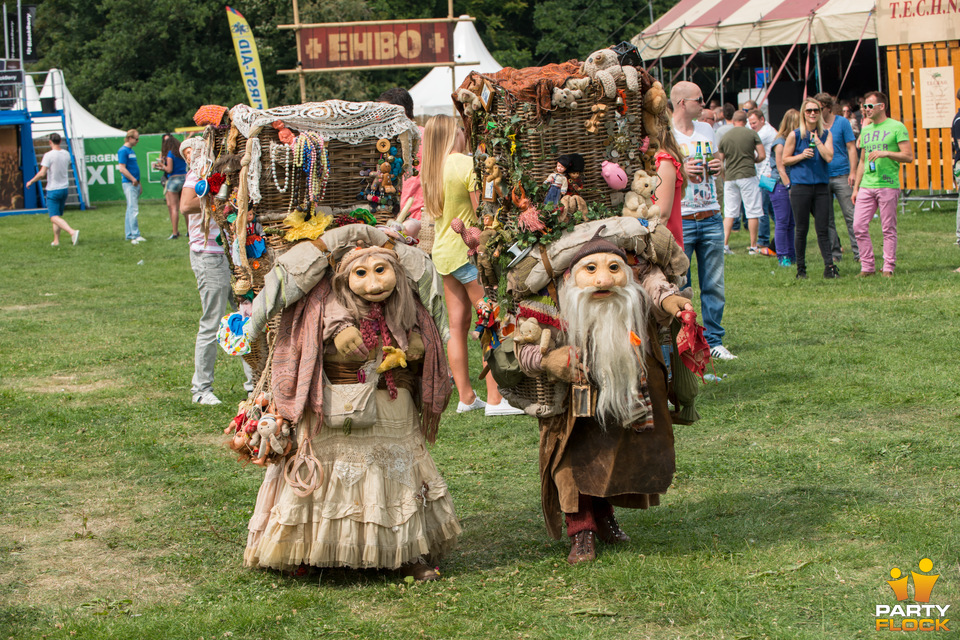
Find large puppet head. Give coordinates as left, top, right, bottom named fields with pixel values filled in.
left=332, top=245, right=417, bottom=332
left=560, top=228, right=652, bottom=428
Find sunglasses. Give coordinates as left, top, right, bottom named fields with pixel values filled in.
left=862, top=103, right=883, bottom=109
left=804, top=108, right=821, bottom=114
left=683, top=97, right=705, bottom=104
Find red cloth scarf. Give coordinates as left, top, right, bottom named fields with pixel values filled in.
left=676, top=309, right=711, bottom=379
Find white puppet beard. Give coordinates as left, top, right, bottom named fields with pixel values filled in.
left=560, top=270, right=651, bottom=428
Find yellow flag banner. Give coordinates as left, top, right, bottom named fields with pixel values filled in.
left=226, top=6, right=269, bottom=109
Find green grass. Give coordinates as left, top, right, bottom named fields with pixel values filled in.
left=1, top=201, right=958, bottom=639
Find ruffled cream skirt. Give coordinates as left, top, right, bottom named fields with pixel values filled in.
left=244, top=389, right=461, bottom=570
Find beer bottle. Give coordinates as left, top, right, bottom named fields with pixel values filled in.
left=704, top=142, right=716, bottom=175
left=694, top=142, right=705, bottom=179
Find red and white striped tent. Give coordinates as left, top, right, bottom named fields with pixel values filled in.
left=632, top=0, right=876, bottom=62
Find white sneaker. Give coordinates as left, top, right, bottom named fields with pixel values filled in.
left=192, top=391, right=222, bottom=405
left=71, top=230, right=80, bottom=245
left=484, top=399, right=525, bottom=417
left=723, top=245, right=735, bottom=255
left=456, top=396, right=487, bottom=413
left=710, top=345, right=738, bottom=361
left=131, top=238, right=142, bottom=245
left=134, top=236, right=147, bottom=243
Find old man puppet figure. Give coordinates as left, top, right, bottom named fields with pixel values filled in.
left=512, top=222, right=692, bottom=564
left=242, top=230, right=460, bottom=582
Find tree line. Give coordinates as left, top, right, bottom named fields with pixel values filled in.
left=35, top=0, right=670, bottom=133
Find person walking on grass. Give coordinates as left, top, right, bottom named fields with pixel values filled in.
left=814, top=92, right=860, bottom=264
left=719, top=110, right=766, bottom=255
left=159, top=133, right=186, bottom=240
left=420, top=114, right=524, bottom=415
left=671, top=81, right=737, bottom=361
left=26, top=133, right=78, bottom=247
left=851, top=91, right=914, bottom=278
left=783, top=98, right=836, bottom=279
left=179, top=137, right=253, bottom=405
left=117, top=129, right=145, bottom=244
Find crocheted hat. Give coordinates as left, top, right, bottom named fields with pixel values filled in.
left=569, top=225, right=626, bottom=269
left=193, top=105, right=229, bottom=127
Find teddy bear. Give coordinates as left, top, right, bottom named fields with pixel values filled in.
left=565, top=77, right=591, bottom=94
left=250, top=414, right=292, bottom=465
left=642, top=80, right=669, bottom=149
left=622, top=169, right=662, bottom=221
left=551, top=86, right=583, bottom=110
left=482, top=156, right=504, bottom=202
left=456, top=88, right=483, bottom=117
left=582, top=49, right=639, bottom=99
left=514, top=317, right=553, bottom=355
left=379, top=162, right=396, bottom=195
left=585, top=103, right=608, bottom=134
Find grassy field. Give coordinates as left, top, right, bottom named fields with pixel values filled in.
left=1, top=201, right=958, bottom=639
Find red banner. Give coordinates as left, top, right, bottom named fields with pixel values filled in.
left=300, top=22, right=455, bottom=69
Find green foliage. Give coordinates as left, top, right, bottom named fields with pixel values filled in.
left=34, top=0, right=665, bottom=132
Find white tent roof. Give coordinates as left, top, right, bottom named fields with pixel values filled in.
left=409, top=17, right=502, bottom=118
left=632, top=0, right=877, bottom=61
left=37, top=69, right=126, bottom=138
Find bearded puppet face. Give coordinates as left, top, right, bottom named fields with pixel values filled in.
left=347, top=254, right=398, bottom=302
left=572, top=252, right=629, bottom=294
left=561, top=252, right=651, bottom=428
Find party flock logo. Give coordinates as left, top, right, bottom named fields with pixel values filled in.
left=875, top=558, right=950, bottom=631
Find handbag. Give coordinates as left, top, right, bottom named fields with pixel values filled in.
left=758, top=174, right=777, bottom=193
left=322, top=359, right=380, bottom=430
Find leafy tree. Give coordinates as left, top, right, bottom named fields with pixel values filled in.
left=34, top=0, right=662, bottom=132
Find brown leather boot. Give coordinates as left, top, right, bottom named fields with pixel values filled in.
left=400, top=561, right=440, bottom=582
left=567, top=530, right=597, bottom=564
left=596, top=513, right=631, bottom=544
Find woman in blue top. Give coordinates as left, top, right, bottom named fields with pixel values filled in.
left=160, top=133, right=187, bottom=239
left=783, top=99, right=836, bottom=279
left=769, top=109, right=800, bottom=267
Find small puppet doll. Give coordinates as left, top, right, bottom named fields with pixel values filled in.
left=543, top=155, right=576, bottom=206
left=558, top=154, right=587, bottom=222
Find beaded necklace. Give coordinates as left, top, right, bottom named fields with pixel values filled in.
left=269, top=142, right=291, bottom=193
left=293, top=131, right=330, bottom=205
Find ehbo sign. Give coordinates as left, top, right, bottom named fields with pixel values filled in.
left=299, top=22, right=454, bottom=69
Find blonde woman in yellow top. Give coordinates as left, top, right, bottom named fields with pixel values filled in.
left=421, top=115, right=522, bottom=417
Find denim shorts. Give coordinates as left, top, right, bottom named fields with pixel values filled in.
left=448, top=260, right=478, bottom=284
left=46, top=188, right=68, bottom=217
left=165, top=174, right=186, bottom=193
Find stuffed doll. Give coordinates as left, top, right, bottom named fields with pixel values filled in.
left=543, top=156, right=575, bottom=205
left=482, top=156, right=504, bottom=203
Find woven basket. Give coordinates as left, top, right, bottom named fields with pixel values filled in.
left=496, top=77, right=654, bottom=205
left=500, top=374, right=568, bottom=418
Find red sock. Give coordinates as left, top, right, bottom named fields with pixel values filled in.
left=565, top=494, right=599, bottom=537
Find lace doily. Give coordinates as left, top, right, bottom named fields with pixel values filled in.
left=247, top=137, right=262, bottom=204
left=328, top=442, right=417, bottom=489
left=231, top=101, right=420, bottom=147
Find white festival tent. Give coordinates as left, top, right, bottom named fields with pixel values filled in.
left=632, top=0, right=877, bottom=61
left=16, top=69, right=125, bottom=207
left=409, top=17, right=503, bottom=118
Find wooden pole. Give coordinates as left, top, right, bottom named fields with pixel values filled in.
left=292, top=0, right=306, bottom=103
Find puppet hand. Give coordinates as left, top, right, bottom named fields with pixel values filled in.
left=661, top=294, right=694, bottom=318
left=334, top=327, right=368, bottom=358
left=407, top=332, right=425, bottom=361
